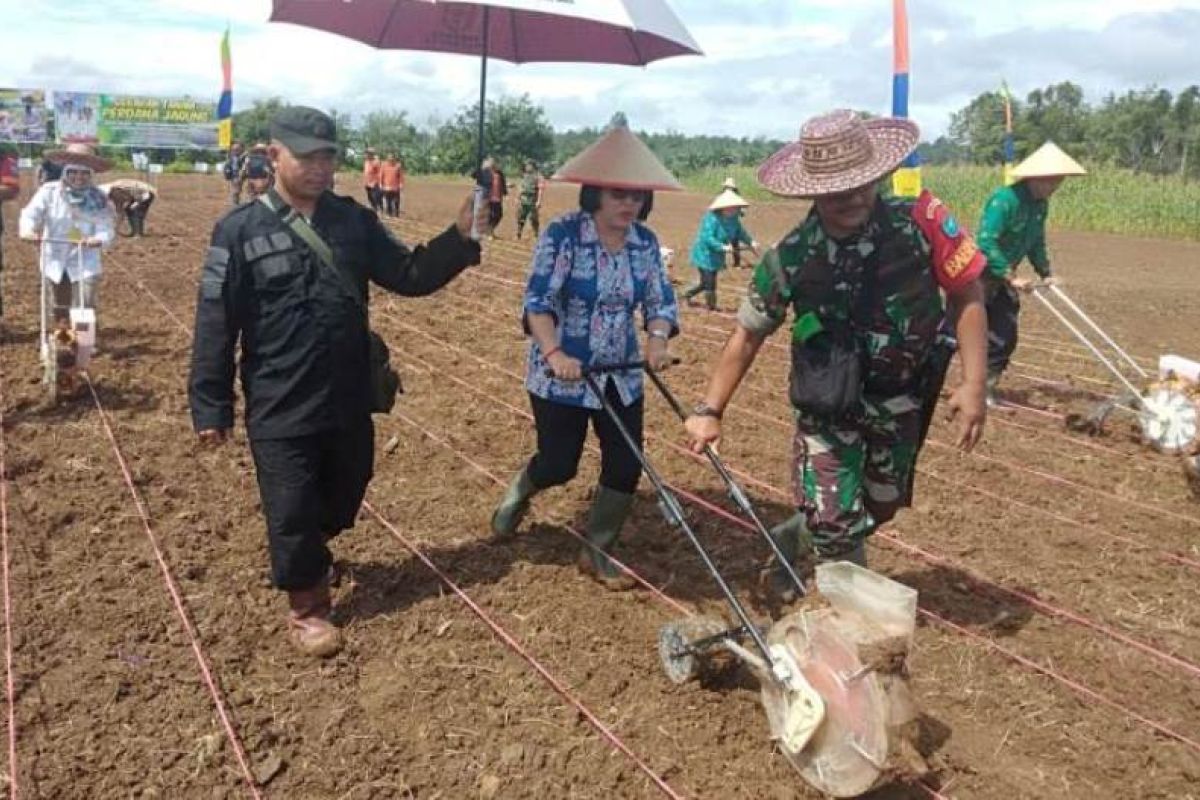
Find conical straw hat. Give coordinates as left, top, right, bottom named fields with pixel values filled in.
left=709, top=188, right=748, bottom=211
left=553, top=124, right=683, bottom=191
left=1010, top=142, right=1087, bottom=180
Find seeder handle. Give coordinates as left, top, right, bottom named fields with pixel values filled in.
left=1047, top=284, right=1148, bottom=378
left=1030, top=286, right=1146, bottom=402
left=581, top=372, right=778, bottom=668
left=582, top=358, right=680, bottom=376
left=644, top=367, right=807, bottom=598
left=542, top=357, right=681, bottom=379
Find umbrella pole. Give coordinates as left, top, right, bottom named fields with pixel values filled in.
left=476, top=6, right=490, bottom=171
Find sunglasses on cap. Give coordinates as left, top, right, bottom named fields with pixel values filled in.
left=607, top=188, right=647, bottom=203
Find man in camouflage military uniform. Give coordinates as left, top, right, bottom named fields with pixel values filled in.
left=515, top=159, right=545, bottom=240
left=685, top=111, right=988, bottom=592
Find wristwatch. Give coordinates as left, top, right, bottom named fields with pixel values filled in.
left=692, top=402, right=723, bottom=420
left=649, top=329, right=670, bottom=341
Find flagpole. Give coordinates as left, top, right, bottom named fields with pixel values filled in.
left=1001, top=80, right=1016, bottom=185
left=218, top=24, right=233, bottom=151
left=891, top=0, right=921, bottom=198
left=476, top=6, right=490, bottom=174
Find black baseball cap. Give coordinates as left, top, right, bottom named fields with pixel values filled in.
left=270, top=106, right=338, bottom=156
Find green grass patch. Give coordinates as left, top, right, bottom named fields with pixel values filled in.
left=679, top=164, right=1200, bottom=241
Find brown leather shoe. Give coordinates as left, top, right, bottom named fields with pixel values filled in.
left=287, top=580, right=343, bottom=658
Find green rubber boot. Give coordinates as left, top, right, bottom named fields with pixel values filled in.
left=578, top=486, right=636, bottom=591
left=762, top=512, right=814, bottom=603
left=490, top=467, right=537, bottom=540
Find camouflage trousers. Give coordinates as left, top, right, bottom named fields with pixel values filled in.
left=791, top=395, right=923, bottom=558
left=516, top=199, right=540, bottom=238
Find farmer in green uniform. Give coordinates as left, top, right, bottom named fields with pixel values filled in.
left=684, top=110, right=989, bottom=597
left=515, top=159, right=546, bottom=240
left=976, top=142, right=1086, bottom=405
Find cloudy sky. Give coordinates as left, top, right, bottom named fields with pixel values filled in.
left=6, top=0, right=1200, bottom=140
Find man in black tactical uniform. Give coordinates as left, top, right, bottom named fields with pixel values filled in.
left=188, top=107, right=484, bottom=658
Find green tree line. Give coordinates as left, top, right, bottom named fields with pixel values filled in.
left=14, top=81, right=1196, bottom=184
left=922, top=81, right=1200, bottom=180
left=231, top=94, right=782, bottom=177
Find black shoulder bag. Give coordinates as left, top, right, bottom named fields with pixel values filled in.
left=259, top=194, right=402, bottom=413
left=787, top=249, right=878, bottom=420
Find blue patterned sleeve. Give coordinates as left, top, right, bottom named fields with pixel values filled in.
left=640, top=229, right=680, bottom=337
left=522, top=219, right=573, bottom=326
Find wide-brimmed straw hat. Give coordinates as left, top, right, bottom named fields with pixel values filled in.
left=553, top=123, right=682, bottom=191
left=1010, top=142, right=1087, bottom=180
left=757, top=109, right=919, bottom=198
left=45, top=142, right=111, bottom=173
left=709, top=188, right=748, bottom=211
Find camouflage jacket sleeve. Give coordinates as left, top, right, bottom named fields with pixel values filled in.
left=736, top=244, right=791, bottom=337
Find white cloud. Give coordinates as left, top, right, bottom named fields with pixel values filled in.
left=4, top=0, right=1200, bottom=141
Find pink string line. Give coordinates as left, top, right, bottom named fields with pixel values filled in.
left=464, top=218, right=1159, bottom=376
left=423, top=291, right=1197, bottom=571
left=391, top=306, right=1200, bottom=582
left=387, top=399, right=689, bottom=617
left=917, top=469, right=1200, bottom=572
left=106, top=260, right=193, bottom=335
left=386, top=403, right=946, bottom=800
left=452, top=271, right=1145, bottom=472
left=100, top=261, right=685, bottom=795
left=649, top=468, right=1200, bottom=756
left=465, top=231, right=1135, bottom=422
left=0, top=367, right=17, bottom=798
left=117, top=224, right=1194, bottom=785
left=923, top=611, right=1200, bottom=756
left=82, top=375, right=263, bottom=799
left=925, top=440, right=1200, bottom=527
left=457, top=240, right=1176, bottom=483
left=388, top=314, right=1200, bottom=717
left=361, top=500, right=687, bottom=800
left=400, top=333, right=1200, bottom=680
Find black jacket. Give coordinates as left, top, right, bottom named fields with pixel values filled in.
left=188, top=189, right=479, bottom=440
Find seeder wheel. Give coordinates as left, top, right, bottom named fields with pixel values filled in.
left=657, top=616, right=727, bottom=685
left=1139, top=384, right=1200, bottom=454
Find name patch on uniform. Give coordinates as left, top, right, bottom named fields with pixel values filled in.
left=943, top=240, right=979, bottom=279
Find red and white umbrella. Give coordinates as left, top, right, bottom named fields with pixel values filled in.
left=269, top=0, right=702, bottom=164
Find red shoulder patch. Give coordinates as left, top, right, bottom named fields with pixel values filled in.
left=910, top=190, right=985, bottom=291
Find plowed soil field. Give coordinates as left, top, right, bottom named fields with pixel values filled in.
left=0, top=172, right=1196, bottom=799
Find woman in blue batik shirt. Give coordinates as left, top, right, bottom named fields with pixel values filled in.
left=490, top=123, right=682, bottom=590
